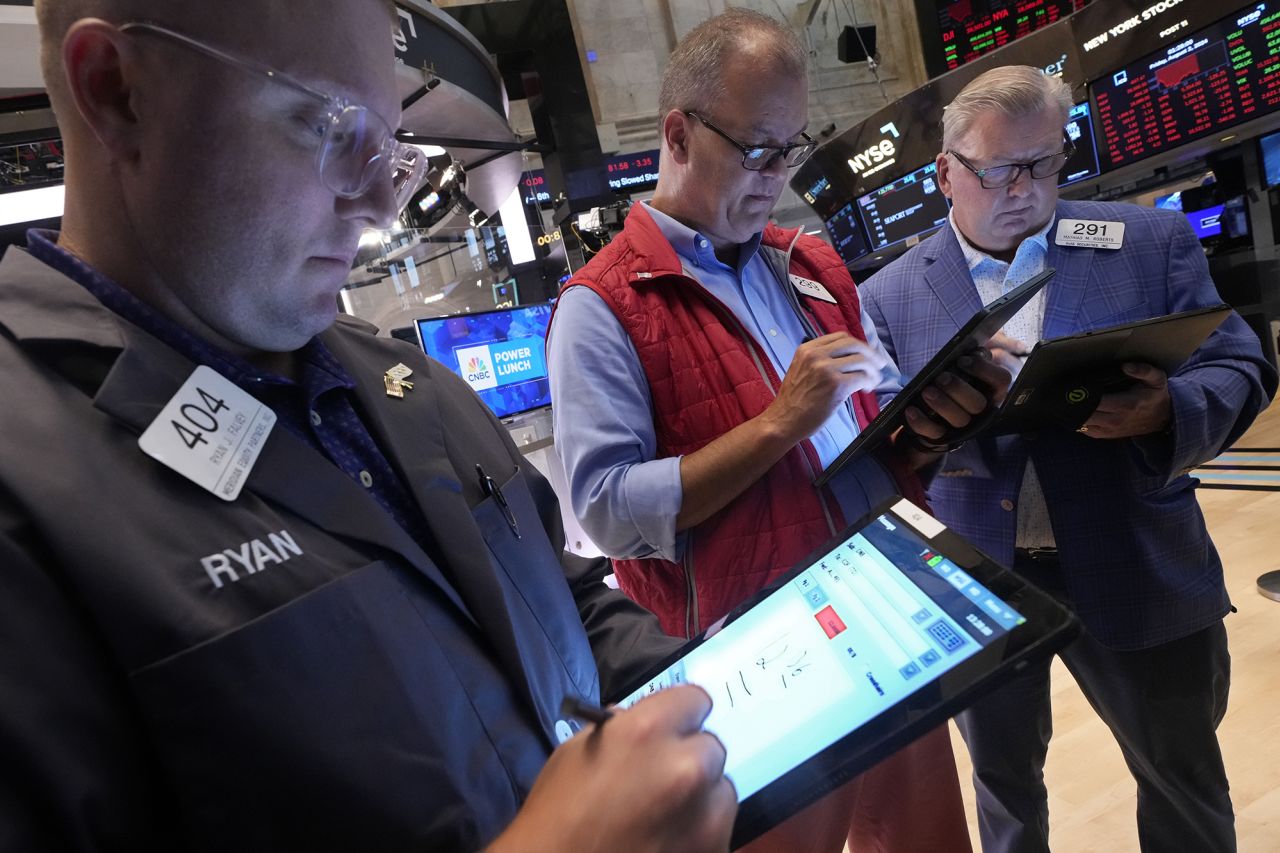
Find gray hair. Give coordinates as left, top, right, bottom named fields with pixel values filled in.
left=941, top=65, right=1073, bottom=150
left=658, top=8, right=806, bottom=121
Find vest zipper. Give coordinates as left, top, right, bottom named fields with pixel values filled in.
left=663, top=265, right=839, bottom=635
left=682, top=528, right=698, bottom=639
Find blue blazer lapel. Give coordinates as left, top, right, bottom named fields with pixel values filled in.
left=1042, top=209, right=1098, bottom=340
left=922, top=227, right=983, bottom=325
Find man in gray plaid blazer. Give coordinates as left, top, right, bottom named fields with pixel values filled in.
left=860, top=66, right=1277, bottom=853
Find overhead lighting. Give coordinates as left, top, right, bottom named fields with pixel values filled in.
left=0, top=184, right=65, bottom=227
left=414, top=144, right=446, bottom=157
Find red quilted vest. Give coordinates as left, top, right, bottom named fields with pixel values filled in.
left=559, top=204, right=928, bottom=638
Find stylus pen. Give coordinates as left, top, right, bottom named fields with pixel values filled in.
left=560, top=695, right=613, bottom=726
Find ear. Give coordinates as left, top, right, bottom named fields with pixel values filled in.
left=935, top=151, right=953, bottom=198
left=660, top=109, right=693, bottom=166
left=61, top=19, right=143, bottom=163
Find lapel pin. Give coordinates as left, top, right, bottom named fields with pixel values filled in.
left=385, top=363, right=415, bottom=398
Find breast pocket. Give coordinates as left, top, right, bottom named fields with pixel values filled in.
left=472, top=467, right=600, bottom=705
left=1078, top=267, right=1150, bottom=329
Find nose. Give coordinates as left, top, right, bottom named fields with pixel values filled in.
left=762, top=150, right=791, bottom=179
left=337, top=171, right=399, bottom=230
left=1006, top=166, right=1034, bottom=198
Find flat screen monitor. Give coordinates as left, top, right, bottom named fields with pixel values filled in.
left=823, top=201, right=872, bottom=265
left=1260, top=129, right=1280, bottom=188
left=1092, top=3, right=1280, bottom=169
left=1153, top=191, right=1183, bottom=211
left=1185, top=203, right=1224, bottom=240
left=856, top=162, right=951, bottom=253
left=415, top=302, right=554, bottom=421
left=923, top=0, right=1088, bottom=75
left=1060, top=101, right=1101, bottom=186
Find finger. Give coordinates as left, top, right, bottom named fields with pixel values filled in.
left=904, top=405, right=946, bottom=440
left=695, top=729, right=729, bottom=779
left=636, top=683, right=714, bottom=735
left=1091, top=386, right=1157, bottom=414
left=831, top=355, right=884, bottom=384
left=923, top=373, right=987, bottom=423
left=957, top=356, right=1013, bottom=404
left=824, top=338, right=889, bottom=371
left=1121, top=362, right=1167, bottom=388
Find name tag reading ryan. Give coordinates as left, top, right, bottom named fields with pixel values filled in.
left=139, top=366, right=276, bottom=501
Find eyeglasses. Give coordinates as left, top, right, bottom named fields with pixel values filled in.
left=119, top=22, right=426, bottom=213
left=684, top=111, right=816, bottom=171
left=947, top=145, right=1074, bottom=189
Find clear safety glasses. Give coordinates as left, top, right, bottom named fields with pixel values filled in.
left=119, top=22, right=427, bottom=212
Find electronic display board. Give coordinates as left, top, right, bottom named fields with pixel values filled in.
left=923, top=0, right=1089, bottom=75
left=520, top=169, right=552, bottom=207
left=824, top=201, right=872, bottom=265
left=857, top=162, right=951, bottom=252
left=606, top=149, right=660, bottom=193
left=1060, top=101, right=1101, bottom=185
left=1093, top=3, right=1280, bottom=169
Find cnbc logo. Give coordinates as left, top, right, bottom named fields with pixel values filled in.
left=456, top=345, right=497, bottom=391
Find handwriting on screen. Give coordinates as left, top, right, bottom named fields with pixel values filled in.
left=697, top=594, right=856, bottom=776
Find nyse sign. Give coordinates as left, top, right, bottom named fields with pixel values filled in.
left=847, top=122, right=901, bottom=180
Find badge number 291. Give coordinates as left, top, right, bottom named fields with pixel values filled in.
left=139, top=366, right=277, bottom=501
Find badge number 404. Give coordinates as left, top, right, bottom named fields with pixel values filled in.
left=139, top=365, right=277, bottom=501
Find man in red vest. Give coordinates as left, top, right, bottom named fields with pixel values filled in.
left=547, top=8, right=1009, bottom=851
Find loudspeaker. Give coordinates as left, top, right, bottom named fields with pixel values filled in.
left=837, top=25, right=877, bottom=63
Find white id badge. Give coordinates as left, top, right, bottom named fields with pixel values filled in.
left=789, top=274, right=837, bottom=303
left=1055, top=219, right=1125, bottom=250
left=138, top=365, right=277, bottom=501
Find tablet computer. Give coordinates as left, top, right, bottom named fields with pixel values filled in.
left=992, top=304, right=1231, bottom=435
left=815, top=267, right=1056, bottom=487
left=608, top=495, right=1079, bottom=849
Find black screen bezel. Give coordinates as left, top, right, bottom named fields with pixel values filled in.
left=606, top=495, right=1079, bottom=849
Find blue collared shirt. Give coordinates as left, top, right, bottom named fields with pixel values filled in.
left=25, top=229, right=439, bottom=559
left=947, top=213, right=1056, bottom=547
left=548, top=203, right=901, bottom=562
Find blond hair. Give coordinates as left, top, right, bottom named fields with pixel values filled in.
left=941, top=65, right=1072, bottom=150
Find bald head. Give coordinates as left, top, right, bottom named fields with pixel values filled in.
left=36, top=0, right=404, bottom=358
left=36, top=0, right=396, bottom=125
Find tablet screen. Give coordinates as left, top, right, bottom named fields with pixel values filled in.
left=614, top=501, right=1026, bottom=801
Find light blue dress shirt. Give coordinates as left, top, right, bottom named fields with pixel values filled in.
left=949, top=212, right=1056, bottom=547
left=548, top=203, right=902, bottom=562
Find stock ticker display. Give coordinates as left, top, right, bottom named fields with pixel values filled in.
left=934, top=0, right=1088, bottom=72
left=824, top=201, right=872, bottom=265
left=857, top=163, right=951, bottom=252
left=1093, top=4, right=1280, bottom=168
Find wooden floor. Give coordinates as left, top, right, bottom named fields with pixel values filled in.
left=945, top=400, right=1280, bottom=852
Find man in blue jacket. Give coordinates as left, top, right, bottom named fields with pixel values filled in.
left=860, top=65, right=1276, bottom=852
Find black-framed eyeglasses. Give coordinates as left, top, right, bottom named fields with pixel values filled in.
left=119, top=21, right=426, bottom=213
left=684, top=111, right=816, bottom=171
left=947, top=145, right=1075, bottom=189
